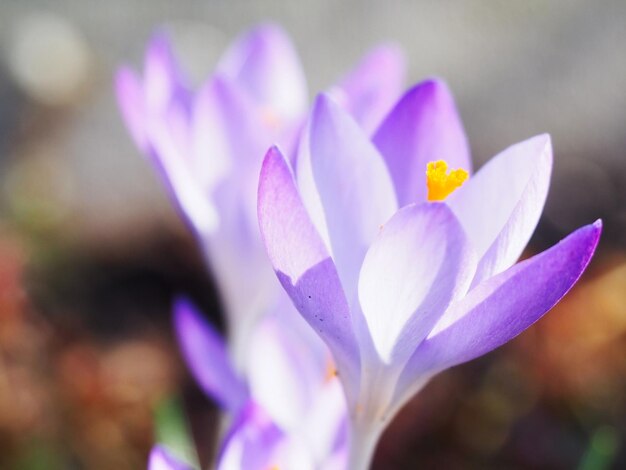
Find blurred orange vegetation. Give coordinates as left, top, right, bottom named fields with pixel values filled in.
left=0, top=228, right=180, bottom=469
left=528, top=252, right=626, bottom=400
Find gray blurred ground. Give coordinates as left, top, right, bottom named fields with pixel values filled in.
left=0, top=0, right=625, bottom=250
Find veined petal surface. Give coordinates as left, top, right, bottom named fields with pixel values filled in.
left=447, top=134, right=553, bottom=284
left=258, top=147, right=361, bottom=401
left=396, top=220, right=602, bottom=403
left=358, top=203, right=476, bottom=365
left=307, top=94, right=397, bottom=306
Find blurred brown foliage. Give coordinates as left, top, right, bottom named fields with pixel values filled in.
left=0, top=229, right=180, bottom=469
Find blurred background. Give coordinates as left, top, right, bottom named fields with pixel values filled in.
left=0, top=0, right=625, bottom=468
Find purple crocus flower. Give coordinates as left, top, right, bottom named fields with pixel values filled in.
left=257, top=80, right=602, bottom=468
left=174, top=298, right=348, bottom=469
left=115, top=24, right=405, bottom=366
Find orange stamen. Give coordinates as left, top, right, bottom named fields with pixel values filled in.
left=426, top=160, right=468, bottom=201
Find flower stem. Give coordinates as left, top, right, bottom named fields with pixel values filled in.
left=347, top=420, right=384, bottom=470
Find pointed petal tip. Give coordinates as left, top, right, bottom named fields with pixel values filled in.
left=583, top=218, right=603, bottom=252
left=173, top=295, right=191, bottom=317
left=172, top=296, right=199, bottom=336
left=197, top=75, right=224, bottom=96
left=267, top=144, right=283, bottom=156
left=551, top=219, right=602, bottom=285
left=311, top=92, right=358, bottom=135
left=195, top=75, right=243, bottom=107
left=389, top=78, right=459, bottom=126
left=364, top=42, right=407, bottom=67
left=114, top=66, right=134, bottom=87
left=313, top=92, right=340, bottom=113
left=113, top=66, right=141, bottom=107
left=309, top=93, right=345, bottom=137
left=145, top=30, right=176, bottom=68
left=260, top=145, right=288, bottom=175
left=172, top=297, right=217, bottom=353
left=405, top=77, right=451, bottom=99
left=258, top=145, right=291, bottom=224
left=536, top=132, right=552, bottom=143
left=248, top=21, right=289, bottom=38
left=587, top=219, right=603, bottom=255
left=529, top=133, right=553, bottom=153
left=147, top=29, right=172, bottom=52
left=535, top=133, right=553, bottom=166
left=421, top=76, right=449, bottom=89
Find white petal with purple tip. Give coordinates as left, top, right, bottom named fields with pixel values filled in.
left=394, top=220, right=602, bottom=408
left=307, top=94, right=397, bottom=306
left=258, top=146, right=361, bottom=404
left=358, top=203, right=476, bottom=365
left=448, top=134, right=552, bottom=284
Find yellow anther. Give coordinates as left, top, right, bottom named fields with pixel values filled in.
left=426, top=160, right=468, bottom=201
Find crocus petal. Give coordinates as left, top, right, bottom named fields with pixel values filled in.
left=173, top=298, right=248, bottom=413
left=358, top=203, right=476, bottom=365
left=149, top=445, right=193, bottom=470
left=294, top=116, right=332, bottom=251
left=216, top=23, right=307, bottom=122
left=258, top=146, right=361, bottom=403
left=373, top=79, right=471, bottom=206
left=217, top=404, right=284, bottom=470
left=200, top=217, right=278, bottom=369
left=331, top=44, right=406, bottom=134
left=246, top=312, right=328, bottom=431
left=306, top=94, right=397, bottom=306
left=147, top=114, right=220, bottom=235
left=144, top=32, right=188, bottom=112
left=218, top=404, right=315, bottom=470
left=188, top=79, right=234, bottom=194
left=396, top=220, right=602, bottom=403
left=193, top=76, right=290, bottom=242
left=115, top=67, right=148, bottom=151
left=299, top=378, right=348, bottom=467
left=447, top=134, right=552, bottom=284
left=191, top=78, right=278, bottom=360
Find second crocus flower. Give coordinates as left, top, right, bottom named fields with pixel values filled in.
left=115, top=24, right=406, bottom=367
